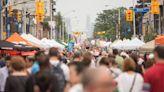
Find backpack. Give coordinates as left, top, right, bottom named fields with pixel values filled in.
left=31, top=72, right=57, bottom=92
left=50, top=62, right=66, bottom=92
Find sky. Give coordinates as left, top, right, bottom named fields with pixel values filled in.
left=56, top=0, right=137, bottom=32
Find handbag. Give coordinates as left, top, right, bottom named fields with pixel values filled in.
left=129, top=74, right=137, bottom=92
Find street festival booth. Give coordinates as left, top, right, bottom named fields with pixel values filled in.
left=110, top=40, right=123, bottom=49
left=0, top=40, right=20, bottom=55
left=0, top=40, right=38, bottom=55
left=155, top=35, right=164, bottom=45
left=41, top=38, right=65, bottom=50
left=21, top=34, right=46, bottom=49
left=6, top=33, right=39, bottom=55
left=7, top=33, right=41, bottom=48
left=123, top=38, right=145, bottom=50
left=113, top=39, right=130, bottom=50
left=110, top=38, right=144, bottom=50
left=139, top=40, right=155, bottom=52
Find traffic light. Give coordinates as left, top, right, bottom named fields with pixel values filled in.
left=17, top=11, right=21, bottom=22
left=151, top=0, right=160, bottom=14
left=126, top=10, right=133, bottom=22
left=52, top=0, right=56, bottom=15
left=36, top=1, right=44, bottom=15
left=8, top=3, right=12, bottom=17
left=36, top=0, right=45, bottom=22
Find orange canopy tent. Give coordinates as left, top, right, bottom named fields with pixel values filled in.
left=155, top=35, right=164, bottom=45
left=6, top=33, right=38, bottom=47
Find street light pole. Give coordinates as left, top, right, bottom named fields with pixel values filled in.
left=23, top=7, right=27, bottom=34
left=6, top=0, right=9, bottom=38
left=62, top=21, right=65, bottom=41
left=158, top=11, right=161, bottom=35
left=50, top=0, right=53, bottom=39
left=118, top=8, right=121, bottom=39
left=133, top=0, right=136, bottom=37
left=0, top=0, right=3, bottom=40
left=162, top=0, right=164, bottom=34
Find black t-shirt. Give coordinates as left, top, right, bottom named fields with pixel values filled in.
left=5, top=76, right=28, bottom=92
left=26, top=70, right=59, bottom=92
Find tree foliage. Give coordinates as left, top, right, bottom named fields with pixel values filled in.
left=54, top=12, right=68, bottom=42
left=94, top=7, right=132, bottom=40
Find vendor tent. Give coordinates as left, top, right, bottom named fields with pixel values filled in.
left=139, top=40, right=155, bottom=52
left=0, top=40, right=16, bottom=50
left=41, top=38, right=53, bottom=48
left=21, top=34, right=46, bottom=48
left=0, top=40, right=38, bottom=51
left=6, top=33, right=38, bottom=47
left=155, top=35, right=164, bottom=45
left=41, top=38, right=65, bottom=49
left=110, top=40, right=122, bottom=49
left=123, top=38, right=145, bottom=50
left=114, top=39, right=130, bottom=50
left=50, top=40, right=65, bottom=49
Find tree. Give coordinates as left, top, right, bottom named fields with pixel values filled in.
left=54, top=12, right=63, bottom=40
left=94, top=7, right=131, bottom=41
left=54, top=12, right=68, bottom=42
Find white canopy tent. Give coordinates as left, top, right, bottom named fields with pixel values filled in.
left=21, top=34, right=48, bottom=48
left=116, top=39, right=130, bottom=50
left=123, top=38, right=145, bottom=50
left=41, top=38, right=65, bottom=49
left=110, top=40, right=122, bottom=49
left=110, top=38, right=145, bottom=50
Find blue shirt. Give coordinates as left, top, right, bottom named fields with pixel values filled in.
left=31, top=62, right=40, bottom=74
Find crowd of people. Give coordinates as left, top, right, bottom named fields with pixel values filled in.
left=0, top=45, right=164, bottom=92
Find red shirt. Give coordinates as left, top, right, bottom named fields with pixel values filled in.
left=144, top=63, right=164, bottom=92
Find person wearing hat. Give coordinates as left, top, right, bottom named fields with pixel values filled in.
left=73, top=51, right=82, bottom=62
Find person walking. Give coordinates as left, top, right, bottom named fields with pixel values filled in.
left=116, top=58, right=143, bottom=92
left=109, top=57, right=122, bottom=78
left=72, top=51, right=82, bottom=62
left=143, top=46, right=164, bottom=92
left=31, top=51, right=45, bottom=74
left=49, top=47, right=69, bottom=92
left=82, top=66, right=116, bottom=92
left=5, top=56, right=28, bottom=92
left=68, top=62, right=85, bottom=92
left=113, top=49, right=124, bottom=70
left=26, top=55, right=59, bottom=92
left=0, top=56, right=11, bottom=92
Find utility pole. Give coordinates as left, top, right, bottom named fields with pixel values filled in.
left=0, top=0, right=3, bottom=40
left=50, top=0, right=53, bottom=39
left=133, top=0, right=136, bottom=37
left=23, top=7, right=27, bottom=34
left=62, top=22, right=65, bottom=42
left=67, top=33, right=69, bottom=42
left=162, top=0, right=164, bottom=34
left=158, top=11, right=161, bottom=34
left=6, top=0, right=9, bottom=38
left=118, top=8, right=121, bottom=39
